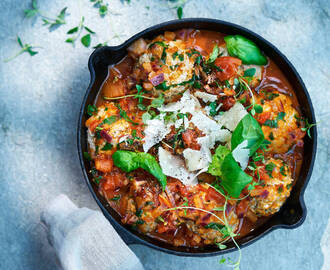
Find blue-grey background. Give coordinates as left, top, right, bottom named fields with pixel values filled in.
left=0, top=0, right=329, bottom=269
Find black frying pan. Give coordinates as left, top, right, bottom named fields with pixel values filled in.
left=77, top=18, right=317, bottom=256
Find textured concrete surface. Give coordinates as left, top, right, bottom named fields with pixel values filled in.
left=0, top=0, right=329, bottom=269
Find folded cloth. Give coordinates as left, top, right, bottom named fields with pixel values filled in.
left=41, top=194, right=145, bottom=270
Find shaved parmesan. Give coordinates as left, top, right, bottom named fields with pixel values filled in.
left=159, top=90, right=200, bottom=114
left=87, top=130, right=95, bottom=151
left=182, top=148, right=210, bottom=172
left=158, top=147, right=197, bottom=185
left=216, top=102, right=248, bottom=131
left=232, top=140, right=250, bottom=170
left=190, top=111, right=221, bottom=135
left=143, top=119, right=170, bottom=152
left=194, top=91, right=217, bottom=103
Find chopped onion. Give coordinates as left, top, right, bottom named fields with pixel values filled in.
left=100, top=130, right=112, bottom=142
left=150, top=73, right=164, bottom=86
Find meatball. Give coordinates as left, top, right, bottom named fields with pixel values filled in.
left=255, top=93, right=304, bottom=153
left=249, top=158, right=293, bottom=216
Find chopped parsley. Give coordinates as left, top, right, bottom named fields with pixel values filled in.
left=87, top=104, right=97, bottom=116
left=110, top=195, right=121, bottom=201
left=265, top=162, right=276, bottom=178
left=101, top=142, right=113, bottom=151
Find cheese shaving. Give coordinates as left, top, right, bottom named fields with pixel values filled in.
left=158, top=147, right=197, bottom=185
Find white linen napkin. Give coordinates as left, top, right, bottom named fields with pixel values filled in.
left=41, top=194, right=145, bottom=270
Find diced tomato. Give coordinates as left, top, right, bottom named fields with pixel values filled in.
left=221, top=96, right=236, bottom=111
left=214, top=56, right=242, bottom=81
left=182, top=129, right=201, bottom=150
left=258, top=166, right=271, bottom=182
left=102, top=170, right=127, bottom=191
left=95, top=157, right=113, bottom=173
left=256, top=111, right=271, bottom=124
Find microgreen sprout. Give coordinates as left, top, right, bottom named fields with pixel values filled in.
left=301, top=118, right=317, bottom=139
left=238, top=77, right=260, bottom=116
left=4, top=36, right=39, bottom=62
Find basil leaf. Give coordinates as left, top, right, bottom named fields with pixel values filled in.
left=231, top=114, right=264, bottom=156
left=220, top=153, right=253, bottom=198
left=208, top=145, right=230, bottom=177
left=142, top=112, right=152, bottom=123
left=224, top=35, right=267, bottom=65
left=112, top=150, right=167, bottom=190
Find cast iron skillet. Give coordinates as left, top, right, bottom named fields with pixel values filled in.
left=77, top=18, right=317, bottom=256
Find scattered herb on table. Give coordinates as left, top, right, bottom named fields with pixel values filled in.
left=90, top=0, right=108, bottom=17
left=24, top=0, right=68, bottom=30
left=4, top=36, right=38, bottom=62
left=177, top=6, right=183, bottom=19
left=66, top=16, right=95, bottom=47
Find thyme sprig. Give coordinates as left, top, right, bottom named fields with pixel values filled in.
left=4, top=36, right=39, bottom=62
left=24, top=0, right=68, bottom=30
left=90, top=0, right=108, bottom=17
left=66, top=17, right=95, bottom=47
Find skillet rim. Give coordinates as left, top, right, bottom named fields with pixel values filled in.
left=77, top=18, right=317, bottom=256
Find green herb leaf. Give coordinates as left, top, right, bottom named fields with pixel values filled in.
left=216, top=243, right=227, bottom=250
left=83, top=151, right=92, bottom=161
left=110, top=195, right=121, bottom=201
left=177, top=6, right=183, bottom=19
left=243, top=68, right=256, bottom=77
left=208, top=145, right=231, bottom=177
left=116, top=104, right=139, bottom=125
left=155, top=81, right=170, bottom=91
left=220, top=153, right=253, bottom=198
left=265, top=162, right=276, bottom=178
left=101, top=142, right=113, bottom=151
left=24, top=9, right=38, bottom=18
left=84, top=26, right=95, bottom=34
left=142, top=112, right=152, bottom=123
left=263, top=119, right=278, bottom=128
left=254, top=104, right=263, bottom=114
left=99, top=5, right=108, bottom=16
left=81, top=34, right=91, bottom=47
left=277, top=112, right=286, bottom=121
left=112, top=150, right=167, bottom=190
left=224, top=35, right=268, bottom=65
left=67, top=27, right=79, bottom=34
left=150, top=94, right=164, bottom=108
left=205, top=222, right=225, bottom=230
left=209, top=102, right=218, bottom=116
left=207, top=44, right=219, bottom=64
left=87, top=104, right=97, bottom=116
left=231, top=114, right=265, bottom=156
left=93, top=41, right=108, bottom=48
